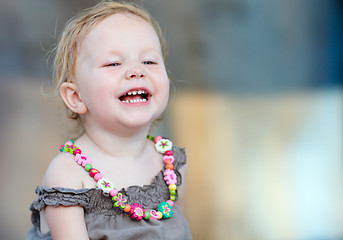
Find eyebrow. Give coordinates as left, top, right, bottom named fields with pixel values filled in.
left=98, top=50, right=162, bottom=63
left=141, top=48, right=162, bottom=55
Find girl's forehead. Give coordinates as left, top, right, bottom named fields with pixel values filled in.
left=76, top=12, right=162, bottom=63
left=79, top=13, right=161, bottom=54
left=87, top=13, right=154, bottom=39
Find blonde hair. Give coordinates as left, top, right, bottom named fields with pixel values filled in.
left=52, top=0, right=168, bottom=131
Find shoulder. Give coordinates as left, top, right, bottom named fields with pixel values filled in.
left=42, top=152, right=85, bottom=189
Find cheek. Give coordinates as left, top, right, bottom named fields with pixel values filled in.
left=165, top=82, right=170, bottom=100
left=160, top=80, right=170, bottom=106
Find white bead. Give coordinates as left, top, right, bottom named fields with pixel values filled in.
left=97, top=178, right=114, bottom=193
left=155, top=139, right=173, bottom=154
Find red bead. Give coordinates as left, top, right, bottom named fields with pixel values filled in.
left=165, top=150, right=173, bottom=156
left=89, top=168, right=100, bottom=177
left=73, top=148, right=81, bottom=155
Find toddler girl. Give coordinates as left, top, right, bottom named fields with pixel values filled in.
left=27, top=1, right=191, bottom=239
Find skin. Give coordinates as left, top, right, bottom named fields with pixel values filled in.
left=41, top=13, right=187, bottom=239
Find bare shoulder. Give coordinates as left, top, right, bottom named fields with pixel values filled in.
left=42, top=152, right=84, bottom=189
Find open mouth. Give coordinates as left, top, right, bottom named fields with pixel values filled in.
left=119, top=89, right=151, bottom=103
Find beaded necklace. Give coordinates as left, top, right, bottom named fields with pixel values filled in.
left=59, top=135, right=177, bottom=221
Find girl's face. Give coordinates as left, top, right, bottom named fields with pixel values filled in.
left=74, top=13, right=169, bottom=132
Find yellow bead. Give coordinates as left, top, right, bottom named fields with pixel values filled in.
left=157, top=211, right=163, bottom=219
left=168, top=184, right=176, bottom=190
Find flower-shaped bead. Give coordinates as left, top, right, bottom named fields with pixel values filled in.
left=155, top=139, right=172, bottom=154
left=158, top=202, right=173, bottom=218
left=113, top=193, right=127, bottom=209
left=96, top=178, right=113, bottom=193
left=63, top=141, right=76, bottom=154
left=129, top=203, right=145, bottom=221
left=163, top=169, right=177, bottom=185
left=74, top=153, right=92, bottom=167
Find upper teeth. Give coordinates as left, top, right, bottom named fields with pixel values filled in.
left=126, top=90, right=146, bottom=96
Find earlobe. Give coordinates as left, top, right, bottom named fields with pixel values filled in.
left=60, top=82, right=87, bottom=114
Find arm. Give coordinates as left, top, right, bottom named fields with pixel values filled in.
left=45, top=205, right=89, bottom=240
left=42, top=154, right=90, bottom=240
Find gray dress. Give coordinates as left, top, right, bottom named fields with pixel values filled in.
left=27, top=146, right=192, bottom=240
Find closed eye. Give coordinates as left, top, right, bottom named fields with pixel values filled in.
left=105, top=62, right=121, bottom=67
left=143, top=61, right=156, bottom=65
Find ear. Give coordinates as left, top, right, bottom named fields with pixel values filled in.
left=60, top=82, right=87, bottom=114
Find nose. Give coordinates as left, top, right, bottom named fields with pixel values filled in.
left=126, top=65, right=145, bottom=80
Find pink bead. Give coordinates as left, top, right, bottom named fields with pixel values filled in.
left=163, top=155, right=174, bottom=164
left=154, top=136, right=162, bottom=143
left=75, top=154, right=92, bottom=167
left=150, top=210, right=159, bottom=220
left=110, top=189, right=118, bottom=197
left=94, top=173, right=102, bottom=181
left=165, top=150, right=173, bottom=156
left=164, top=169, right=177, bottom=185
left=166, top=200, right=174, bottom=207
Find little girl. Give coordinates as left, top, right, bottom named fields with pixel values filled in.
left=26, top=1, right=191, bottom=239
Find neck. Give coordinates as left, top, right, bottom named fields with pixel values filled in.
left=78, top=125, right=152, bottom=161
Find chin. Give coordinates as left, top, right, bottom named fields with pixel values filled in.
left=121, top=115, right=158, bottom=130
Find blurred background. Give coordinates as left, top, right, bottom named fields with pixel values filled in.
left=0, top=0, right=342, bottom=239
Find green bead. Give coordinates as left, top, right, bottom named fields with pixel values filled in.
left=144, top=212, right=150, bottom=220
left=84, top=164, right=92, bottom=172
left=170, top=195, right=175, bottom=201
left=147, top=135, right=155, bottom=141
left=169, top=190, right=176, bottom=196
left=158, top=202, right=173, bottom=219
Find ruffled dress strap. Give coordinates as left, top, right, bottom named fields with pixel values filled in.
left=172, top=146, right=187, bottom=170
left=27, top=187, right=94, bottom=240
left=171, top=146, right=186, bottom=187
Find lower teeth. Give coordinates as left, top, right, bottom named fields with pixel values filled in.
left=122, top=99, right=147, bottom=103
